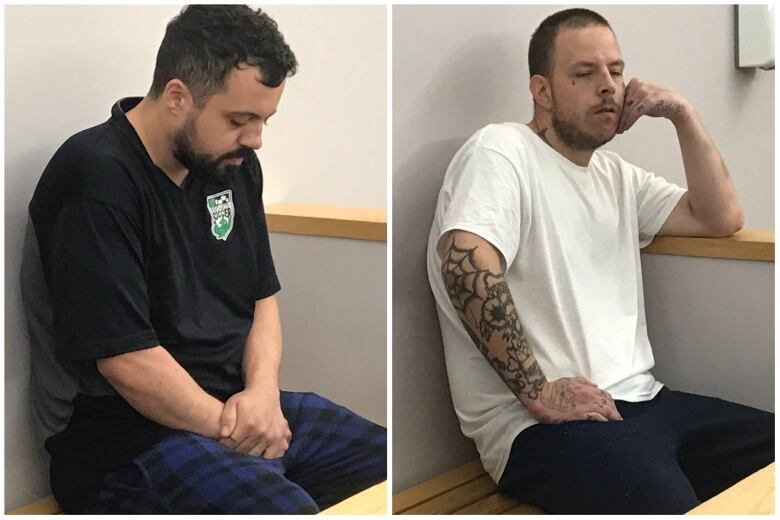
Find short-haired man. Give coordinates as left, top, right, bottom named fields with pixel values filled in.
left=24, top=5, right=385, bottom=514
left=427, top=8, right=773, bottom=514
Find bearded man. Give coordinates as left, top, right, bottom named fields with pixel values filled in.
left=427, top=8, right=772, bottom=514
left=23, top=5, right=385, bottom=514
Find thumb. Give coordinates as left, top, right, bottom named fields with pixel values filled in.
left=220, top=398, right=238, bottom=438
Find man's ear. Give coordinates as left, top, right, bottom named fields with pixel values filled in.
left=529, top=74, right=553, bottom=112
left=161, top=79, right=193, bottom=117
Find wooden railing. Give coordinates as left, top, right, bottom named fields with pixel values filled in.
left=265, top=203, right=386, bottom=242
left=641, top=228, right=773, bottom=262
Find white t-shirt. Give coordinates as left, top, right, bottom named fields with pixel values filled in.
left=426, top=122, right=687, bottom=483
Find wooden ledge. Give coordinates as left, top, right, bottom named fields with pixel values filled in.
left=265, top=203, right=386, bottom=242
left=641, top=228, right=773, bottom=262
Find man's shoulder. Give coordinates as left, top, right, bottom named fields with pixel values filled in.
left=468, top=122, right=530, bottom=152
left=32, top=120, right=144, bottom=218
left=450, top=122, right=533, bottom=175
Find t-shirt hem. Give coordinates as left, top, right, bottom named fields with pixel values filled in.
left=57, top=333, right=159, bottom=362
left=490, top=420, right=534, bottom=484
left=256, top=279, right=281, bottom=301
left=438, top=222, right=516, bottom=271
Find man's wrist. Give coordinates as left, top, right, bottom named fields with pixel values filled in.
left=244, top=380, right=280, bottom=399
left=670, top=99, right=695, bottom=128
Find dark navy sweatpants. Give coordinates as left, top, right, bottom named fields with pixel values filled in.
left=73, top=391, right=386, bottom=514
left=498, top=387, right=774, bottom=514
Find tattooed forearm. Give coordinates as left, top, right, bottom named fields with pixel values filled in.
left=654, top=99, right=682, bottom=117
left=440, top=240, right=547, bottom=402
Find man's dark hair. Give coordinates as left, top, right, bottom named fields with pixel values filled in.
left=528, top=8, right=612, bottom=78
left=149, top=5, right=298, bottom=106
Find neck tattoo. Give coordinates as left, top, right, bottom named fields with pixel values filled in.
left=536, top=127, right=552, bottom=147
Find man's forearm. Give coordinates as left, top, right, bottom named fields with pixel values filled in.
left=673, top=104, right=744, bottom=234
left=242, top=296, right=283, bottom=393
left=440, top=237, right=547, bottom=404
left=97, top=346, right=224, bottom=438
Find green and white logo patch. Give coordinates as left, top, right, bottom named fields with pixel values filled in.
left=206, top=189, right=235, bottom=241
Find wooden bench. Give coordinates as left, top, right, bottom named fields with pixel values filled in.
left=9, top=482, right=388, bottom=515
left=394, top=460, right=775, bottom=515
left=687, top=463, right=774, bottom=515
left=7, top=496, right=61, bottom=515
left=393, top=460, right=543, bottom=514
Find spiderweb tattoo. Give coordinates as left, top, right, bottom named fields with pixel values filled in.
left=440, top=239, right=546, bottom=401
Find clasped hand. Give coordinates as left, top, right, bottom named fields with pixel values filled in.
left=218, top=388, right=292, bottom=458
left=525, top=377, right=623, bottom=424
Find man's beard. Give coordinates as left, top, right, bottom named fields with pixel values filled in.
left=171, top=117, right=250, bottom=186
left=550, top=90, right=616, bottom=152
left=552, top=110, right=616, bottom=151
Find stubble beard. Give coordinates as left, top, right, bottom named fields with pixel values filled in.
left=551, top=109, right=615, bottom=152
left=171, top=117, right=246, bottom=186
left=549, top=88, right=616, bottom=152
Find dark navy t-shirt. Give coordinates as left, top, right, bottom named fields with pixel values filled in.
left=28, top=97, right=280, bottom=501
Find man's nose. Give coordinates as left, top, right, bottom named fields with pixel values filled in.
left=599, top=70, right=617, bottom=96
left=240, top=123, right=263, bottom=150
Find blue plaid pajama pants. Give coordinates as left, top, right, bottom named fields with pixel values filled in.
left=78, top=391, right=386, bottom=514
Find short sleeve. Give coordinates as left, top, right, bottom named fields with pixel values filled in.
left=250, top=156, right=281, bottom=300
left=50, top=199, right=158, bottom=362
left=439, top=143, right=523, bottom=269
left=633, top=166, right=687, bottom=248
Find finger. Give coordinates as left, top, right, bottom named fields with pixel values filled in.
left=621, top=100, right=645, bottom=134
left=618, top=80, right=635, bottom=133
left=601, top=401, right=623, bottom=421
left=584, top=412, right=608, bottom=422
left=248, top=439, right=271, bottom=457
left=239, top=436, right=267, bottom=455
left=220, top=399, right=238, bottom=439
left=619, top=94, right=641, bottom=133
left=219, top=437, right=238, bottom=450
left=262, top=440, right=289, bottom=459
left=621, top=85, right=650, bottom=133
left=574, top=377, right=598, bottom=387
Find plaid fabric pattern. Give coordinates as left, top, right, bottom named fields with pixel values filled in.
left=82, top=391, right=386, bottom=514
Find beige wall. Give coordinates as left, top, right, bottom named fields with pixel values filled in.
left=5, top=5, right=386, bottom=510
left=271, top=233, right=387, bottom=427
left=642, top=254, right=773, bottom=413
left=393, top=5, right=774, bottom=491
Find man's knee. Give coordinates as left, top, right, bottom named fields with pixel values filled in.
left=501, top=438, right=700, bottom=514
left=519, top=462, right=699, bottom=514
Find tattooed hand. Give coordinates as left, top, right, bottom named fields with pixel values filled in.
left=616, top=78, right=691, bottom=134
left=526, top=377, right=623, bottom=424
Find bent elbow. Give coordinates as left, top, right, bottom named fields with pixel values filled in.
left=710, top=210, right=744, bottom=238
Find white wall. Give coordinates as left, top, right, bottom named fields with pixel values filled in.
left=5, top=5, right=386, bottom=510
left=271, top=234, right=387, bottom=427
left=393, top=5, right=774, bottom=492
left=642, top=255, right=774, bottom=413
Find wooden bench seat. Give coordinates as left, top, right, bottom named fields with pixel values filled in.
left=9, top=482, right=388, bottom=515
left=393, top=460, right=543, bottom=515
left=7, top=496, right=61, bottom=515
left=394, top=460, right=775, bottom=515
